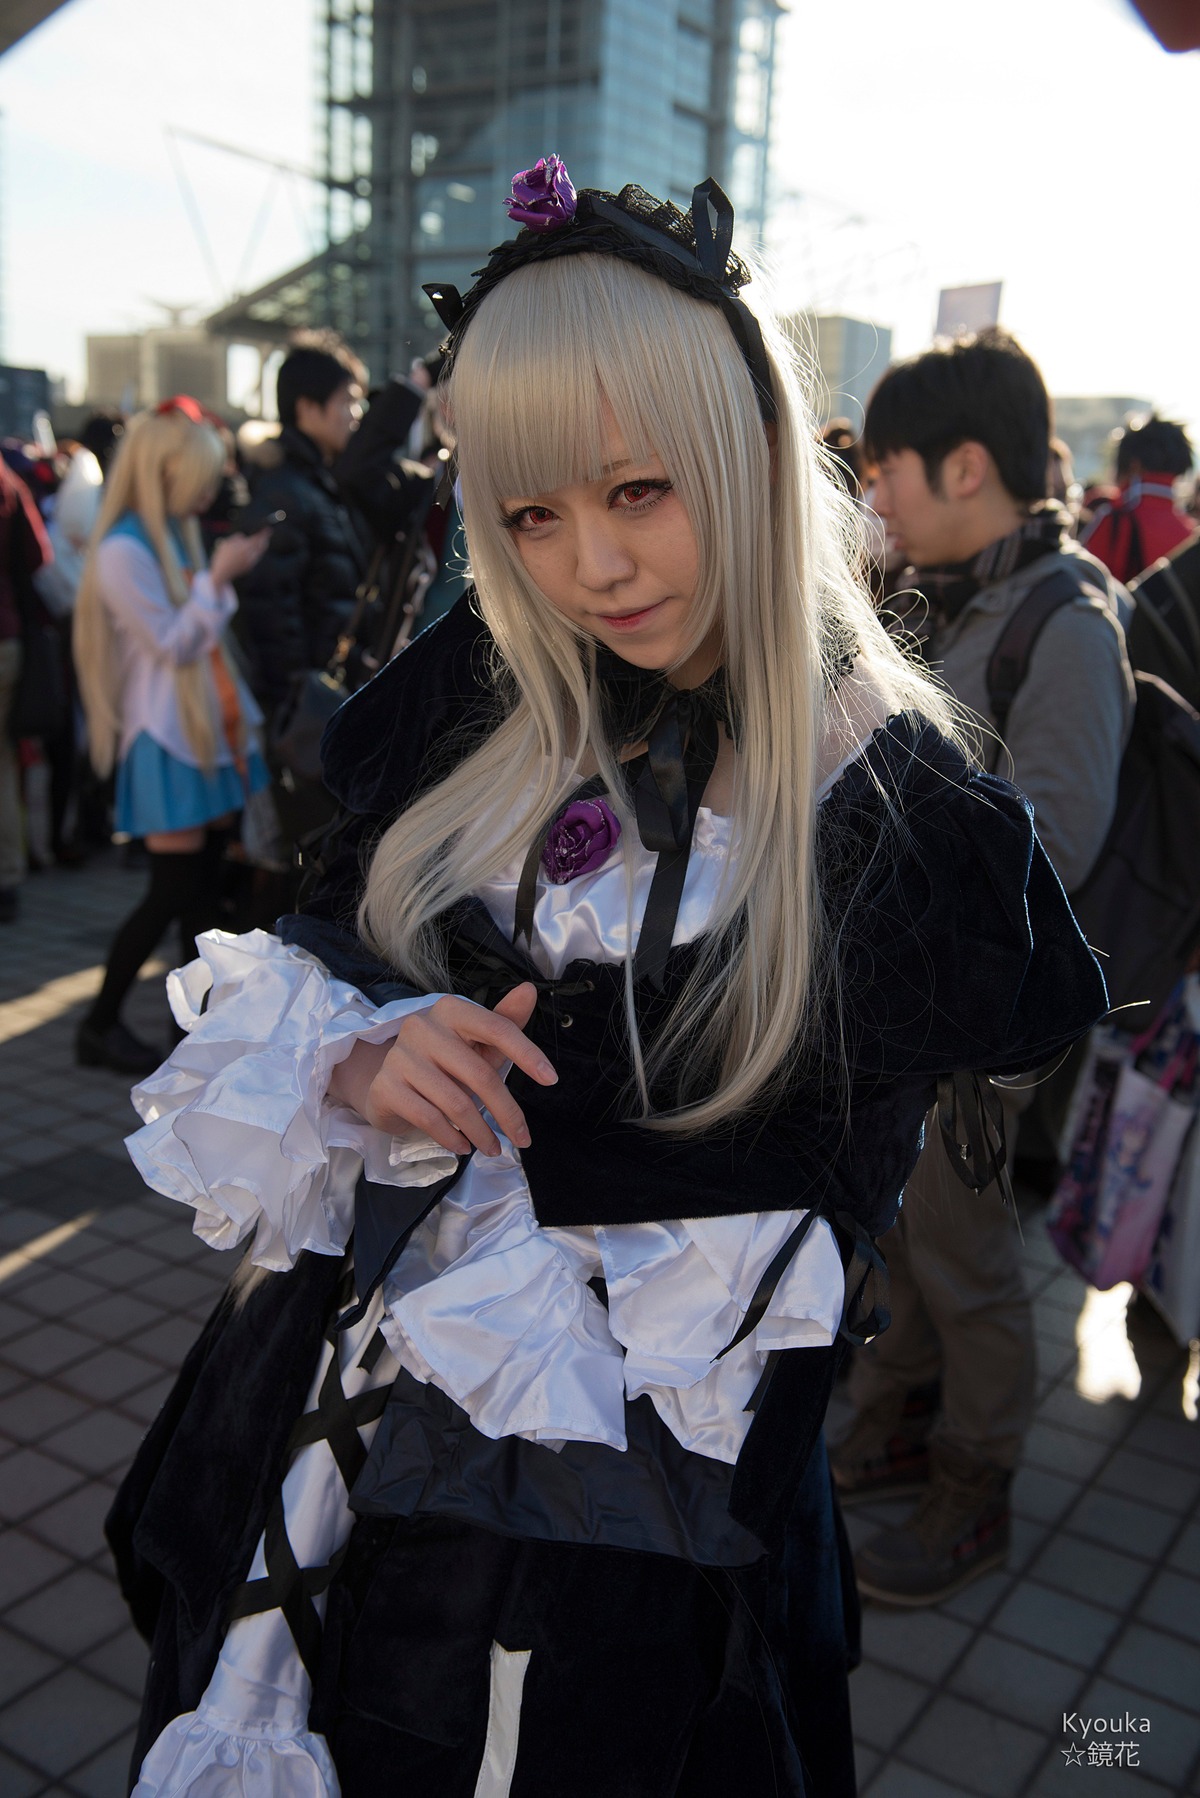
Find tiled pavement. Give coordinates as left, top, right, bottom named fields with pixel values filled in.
left=0, top=855, right=1196, bottom=1797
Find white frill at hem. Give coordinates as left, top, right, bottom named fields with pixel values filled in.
left=132, top=1712, right=339, bottom=1798
left=126, top=929, right=446, bottom=1272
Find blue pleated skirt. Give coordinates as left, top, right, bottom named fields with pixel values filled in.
left=115, top=732, right=271, bottom=837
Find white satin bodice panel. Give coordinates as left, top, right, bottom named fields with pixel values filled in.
left=476, top=803, right=735, bottom=979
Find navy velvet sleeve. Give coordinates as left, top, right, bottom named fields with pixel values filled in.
left=822, top=716, right=1109, bottom=1080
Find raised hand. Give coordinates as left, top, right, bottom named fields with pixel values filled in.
left=328, top=983, right=556, bottom=1157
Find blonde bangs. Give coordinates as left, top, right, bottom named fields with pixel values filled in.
left=451, top=255, right=771, bottom=683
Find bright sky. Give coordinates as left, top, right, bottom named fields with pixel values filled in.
left=0, top=0, right=317, bottom=394
left=772, top=0, right=1200, bottom=424
left=0, top=0, right=1198, bottom=428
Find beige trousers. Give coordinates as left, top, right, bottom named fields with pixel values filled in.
left=847, top=1107, right=1036, bottom=1470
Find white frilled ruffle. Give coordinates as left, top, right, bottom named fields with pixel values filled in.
left=124, top=928, right=847, bottom=1467
left=132, top=1712, right=339, bottom=1798
left=380, top=1138, right=846, bottom=1466
left=132, top=1280, right=396, bottom=1798
left=381, top=1142, right=627, bottom=1449
left=126, top=929, right=445, bottom=1272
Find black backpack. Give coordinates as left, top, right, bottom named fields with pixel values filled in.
left=986, top=567, right=1200, bottom=1020
left=1126, top=536, right=1200, bottom=713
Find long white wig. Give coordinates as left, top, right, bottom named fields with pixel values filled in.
left=360, top=254, right=963, bottom=1131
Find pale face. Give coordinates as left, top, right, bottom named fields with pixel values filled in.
left=499, top=414, right=715, bottom=682
left=297, top=381, right=363, bottom=459
left=868, top=447, right=958, bottom=569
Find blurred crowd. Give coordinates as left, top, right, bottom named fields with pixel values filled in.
left=823, top=400, right=1200, bottom=618
left=818, top=331, right=1200, bottom=1607
left=0, top=332, right=465, bottom=1013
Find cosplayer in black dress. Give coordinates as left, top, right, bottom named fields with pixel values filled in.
left=108, top=169, right=1108, bottom=1798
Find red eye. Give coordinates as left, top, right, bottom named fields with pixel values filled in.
left=504, top=503, right=557, bottom=531
left=615, top=480, right=668, bottom=509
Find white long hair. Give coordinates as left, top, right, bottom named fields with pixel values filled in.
left=360, top=253, right=963, bottom=1132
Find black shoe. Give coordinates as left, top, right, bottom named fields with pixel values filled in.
left=75, top=1019, right=162, bottom=1076
left=0, top=888, right=17, bottom=924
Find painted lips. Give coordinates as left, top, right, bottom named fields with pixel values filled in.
left=596, top=600, right=667, bottom=632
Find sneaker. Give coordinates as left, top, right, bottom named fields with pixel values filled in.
left=853, top=1442, right=1011, bottom=1606
left=0, top=888, right=16, bottom=924
left=75, top=1019, right=162, bottom=1077
left=829, top=1379, right=940, bottom=1506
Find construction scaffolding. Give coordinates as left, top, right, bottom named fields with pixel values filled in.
left=209, top=0, right=781, bottom=385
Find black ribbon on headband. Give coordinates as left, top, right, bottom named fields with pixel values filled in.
left=424, top=175, right=778, bottom=423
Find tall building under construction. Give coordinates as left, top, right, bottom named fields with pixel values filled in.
left=211, top=0, right=781, bottom=380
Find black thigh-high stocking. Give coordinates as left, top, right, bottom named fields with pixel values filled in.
left=87, top=839, right=223, bottom=1033
left=178, top=827, right=230, bottom=968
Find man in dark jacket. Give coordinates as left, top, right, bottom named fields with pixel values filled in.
left=233, top=340, right=370, bottom=714
left=235, top=340, right=435, bottom=715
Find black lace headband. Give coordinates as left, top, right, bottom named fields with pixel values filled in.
left=423, top=157, right=777, bottom=422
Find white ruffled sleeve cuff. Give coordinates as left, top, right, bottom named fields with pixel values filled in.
left=126, top=928, right=451, bottom=1272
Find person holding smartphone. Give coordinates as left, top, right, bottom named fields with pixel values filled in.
left=72, top=398, right=271, bottom=1073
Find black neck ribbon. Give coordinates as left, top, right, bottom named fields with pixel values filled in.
left=513, top=655, right=736, bottom=991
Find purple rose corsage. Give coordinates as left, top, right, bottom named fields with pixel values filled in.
left=541, top=797, right=620, bottom=883
left=505, top=155, right=577, bottom=232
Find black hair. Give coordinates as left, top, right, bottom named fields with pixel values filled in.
left=1115, top=413, right=1194, bottom=480
left=78, top=410, right=124, bottom=474
left=863, top=327, right=1051, bottom=505
left=276, top=331, right=364, bottom=430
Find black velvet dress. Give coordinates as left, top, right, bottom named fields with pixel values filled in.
left=107, top=596, right=1109, bottom=1797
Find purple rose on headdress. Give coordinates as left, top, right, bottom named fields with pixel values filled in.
left=505, top=155, right=577, bottom=232
left=541, top=797, right=620, bottom=883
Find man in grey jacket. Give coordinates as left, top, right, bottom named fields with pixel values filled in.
left=831, top=329, right=1135, bottom=1604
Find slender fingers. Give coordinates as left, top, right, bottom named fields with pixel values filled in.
left=430, top=1040, right=533, bottom=1146
left=367, top=997, right=558, bottom=1158
left=454, top=1006, right=557, bottom=1085
left=402, top=1063, right=505, bottom=1156
left=368, top=1058, right=498, bottom=1157
left=369, top=1047, right=516, bottom=1155
left=376, top=1083, right=474, bottom=1156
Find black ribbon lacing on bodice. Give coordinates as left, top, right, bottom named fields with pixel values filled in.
left=513, top=654, right=737, bottom=992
